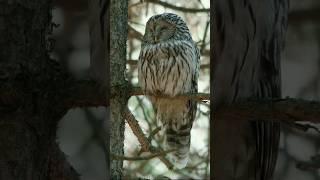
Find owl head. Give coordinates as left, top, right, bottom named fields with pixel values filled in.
left=142, top=13, right=193, bottom=45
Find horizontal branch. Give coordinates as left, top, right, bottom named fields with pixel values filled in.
left=62, top=81, right=320, bottom=126
left=127, top=59, right=210, bottom=69
left=289, top=7, right=320, bottom=24
left=296, top=154, right=320, bottom=171
left=215, top=98, right=320, bottom=123
left=111, top=149, right=176, bottom=161
left=129, top=86, right=210, bottom=103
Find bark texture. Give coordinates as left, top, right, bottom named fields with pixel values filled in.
left=110, top=0, right=128, bottom=178
left=0, top=0, right=104, bottom=179
left=212, top=0, right=289, bottom=180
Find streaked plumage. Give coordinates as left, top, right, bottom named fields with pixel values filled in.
left=138, top=13, right=200, bottom=168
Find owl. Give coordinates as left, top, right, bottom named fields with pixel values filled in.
left=138, top=13, right=200, bottom=168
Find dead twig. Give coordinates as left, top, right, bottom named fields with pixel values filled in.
left=123, top=107, right=174, bottom=169
left=296, top=154, right=320, bottom=171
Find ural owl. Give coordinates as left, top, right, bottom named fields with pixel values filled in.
left=138, top=13, right=200, bottom=168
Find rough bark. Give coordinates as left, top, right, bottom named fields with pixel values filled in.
left=0, top=0, right=78, bottom=179
left=212, top=0, right=289, bottom=179
left=0, top=0, right=105, bottom=179
left=110, top=0, right=128, bottom=178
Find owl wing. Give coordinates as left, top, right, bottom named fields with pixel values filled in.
left=138, top=40, right=200, bottom=168
left=138, top=40, right=199, bottom=96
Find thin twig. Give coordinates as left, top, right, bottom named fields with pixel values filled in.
left=135, top=96, right=153, bottom=129
left=148, top=126, right=162, bottom=141
left=283, top=114, right=320, bottom=134
left=123, top=107, right=174, bottom=169
left=200, top=20, right=210, bottom=54
left=111, top=149, right=176, bottom=161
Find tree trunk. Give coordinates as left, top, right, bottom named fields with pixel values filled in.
left=212, top=0, right=289, bottom=179
left=110, top=0, right=128, bottom=178
left=0, top=0, right=96, bottom=179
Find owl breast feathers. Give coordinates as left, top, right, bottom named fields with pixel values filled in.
left=138, top=13, right=200, bottom=168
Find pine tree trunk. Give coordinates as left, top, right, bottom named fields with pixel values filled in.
left=110, top=0, right=128, bottom=178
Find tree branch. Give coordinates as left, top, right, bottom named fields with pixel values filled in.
left=296, top=154, right=320, bottom=171
left=148, top=126, right=162, bottom=141
left=128, top=24, right=143, bottom=40
left=289, top=7, right=320, bottom=24
left=50, top=78, right=320, bottom=127
left=127, top=59, right=210, bottom=69
left=123, top=107, right=174, bottom=169
left=128, top=86, right=210, bottom=103
left=200, top=20, right=210, bottom=54
left=64, top=80, right=320, bottom=129
left=111, top=149, right=176, bottom=161
left=61, top=80, right=320, bottom=126
left=215, top=98, right=320, bottom=123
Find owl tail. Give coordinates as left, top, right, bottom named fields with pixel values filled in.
left=164, top=121, right=192, bottom=169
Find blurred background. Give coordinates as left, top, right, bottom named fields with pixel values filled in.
left=52, top=0, right=210, bottom=179
left=275, top=1, right=320, bottom=180
left=51, top=0, right=319, bottom=179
